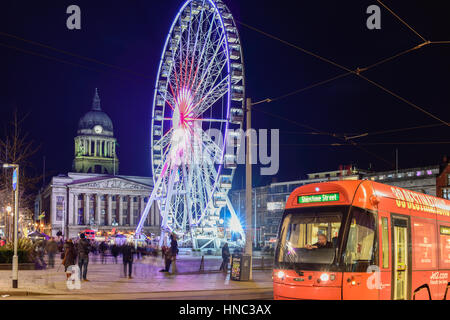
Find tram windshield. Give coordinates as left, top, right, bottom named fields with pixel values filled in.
left=276, top=207, right=347, bottom=268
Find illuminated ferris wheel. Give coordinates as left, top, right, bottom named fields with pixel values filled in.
left=136, top=0, right=246, bottom=249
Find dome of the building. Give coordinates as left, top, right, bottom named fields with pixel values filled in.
left=77, top=89, right=114, bottom=133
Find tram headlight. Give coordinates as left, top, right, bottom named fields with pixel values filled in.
left=277, top=271, right=286, bottom=280
left=320, top=273, right=330, bottom=282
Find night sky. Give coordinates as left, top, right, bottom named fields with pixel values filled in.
left=1, top=1, right=449, bottom=189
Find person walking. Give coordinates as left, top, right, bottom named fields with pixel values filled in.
left=46, top=237, right=58, bottom=268
left=122, top=242, right=134, bottom=279
left=220, top=242, right=230, bottom=272
left=61, top=239, right=77, bottom=279
left=111, top=244, right=119, bottom=264
left=161, top=233, right=178, bottom=273
left=99, top=241, right=107, bottom=264
left=76, top=233, right=91, bottom=281
left=34, top=240, right=47, bottom=269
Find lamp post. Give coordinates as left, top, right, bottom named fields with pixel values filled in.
left=3, top=163, right=19, bottom=288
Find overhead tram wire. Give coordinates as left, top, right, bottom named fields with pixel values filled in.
left=251, top=107, right=395, bottom=167
left=280, top=141, right=450, bottom=147
left=0, top=31, right=153, bottom=81
left=282, top=123, right=446, bottom=140
left=237, top=15, right=450, bottom=126
left=376, top=0, right=427, bottom=43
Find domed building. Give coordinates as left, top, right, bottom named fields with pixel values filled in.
left=35, top=88, right=161, bottom=239
left=73, top=89, right=119, bottom=174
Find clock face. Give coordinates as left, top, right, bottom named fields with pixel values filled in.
left=93, top=125, right=103, bottom=134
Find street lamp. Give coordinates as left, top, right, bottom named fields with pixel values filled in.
left=3, top=163, right=19, bottom=288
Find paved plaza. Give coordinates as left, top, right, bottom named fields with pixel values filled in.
left=0, top=254, right=274, bottom=300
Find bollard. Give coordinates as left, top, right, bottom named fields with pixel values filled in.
left=261, top=256, right=264, bottom=270
left=199, top=255, right=205, bottom=272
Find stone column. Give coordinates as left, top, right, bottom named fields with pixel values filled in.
left=66, top=193, right=73, bottom=239
left=139, top=196, right=145, bottom=226
left=107, top=194, right=112, bottom=226
left=150, top=201, right=154, bottom=226
left=72, top=193, right=78, bottom=226
left=155, top=203, right=160, bottom=226
left=128, top=196, right=133, bottom=226
left=96, top=194, right=101, bottom=225
left=84, top=193, right=90, bottom=225
left=118, top=195, right=123, bottom=226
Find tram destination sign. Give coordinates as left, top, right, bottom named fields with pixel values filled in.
left=298, top=193, right=340, bottom=204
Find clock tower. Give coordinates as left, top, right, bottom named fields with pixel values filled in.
left=73, top=88, right=119, bottom=174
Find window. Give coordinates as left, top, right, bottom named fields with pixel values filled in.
left=343, top=207, right=376, bottom=271
left=381, top=217, right=389, bottom=269
left=276, top=207, right=344, bottom=266
left=443, top=188, right=450, bottom=200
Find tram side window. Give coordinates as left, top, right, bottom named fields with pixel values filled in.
left=381, top=217, right=389, bottom=269
left=343, top=207, right=376, bottom=271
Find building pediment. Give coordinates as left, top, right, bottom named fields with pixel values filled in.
left=69, top=177, right=151, bottom=191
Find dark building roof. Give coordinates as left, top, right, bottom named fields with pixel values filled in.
left=77, top=88, right=114, bottom=133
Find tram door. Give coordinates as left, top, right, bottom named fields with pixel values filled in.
left=391, top=216, right=411, bottom=300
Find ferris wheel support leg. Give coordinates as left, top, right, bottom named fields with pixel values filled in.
left=159, top=164, right=178, bottom=247
left=135, top=161, right=169, bottom=235
left=182, top=164, right=197, bottom=249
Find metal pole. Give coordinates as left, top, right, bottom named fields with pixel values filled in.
left=245, top=98, right=253, bottom=280
left=12, top=166, right=19, bottom=288
left=254, top=189, right=256, bottom=244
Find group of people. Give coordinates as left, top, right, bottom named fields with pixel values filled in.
left=60, top=233, right=180, bottom=281
left=61, top=233, right=145, bottom=280
left=32, top=237, right=64, bottom=269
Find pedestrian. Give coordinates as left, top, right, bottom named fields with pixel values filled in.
left=46, top=237, right=58, bottom=268
left=122, top=242, right=134, bottom=279
left=111, top=244, right=119, bottom=264
left=61, top=239, right=77, bottom=279
left=99, top=241, right=107, bottom=264
left=34, top=240, right=47, bottom=269
left=219, top=242, right=230, bottom=272
left=160, top=234, right=178, bottom=273
left=76, top=233, right=91, bottom=281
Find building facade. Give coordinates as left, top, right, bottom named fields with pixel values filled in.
left=35, top=173, right=160, bottom=238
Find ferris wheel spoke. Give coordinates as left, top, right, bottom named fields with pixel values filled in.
left=190, top=31, right=224, bottom=93
left=192, top=33, right=226, bottom=98
left=193, top=57, right=228, bottom=115
left=191, top=76, right=228, bottom=118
